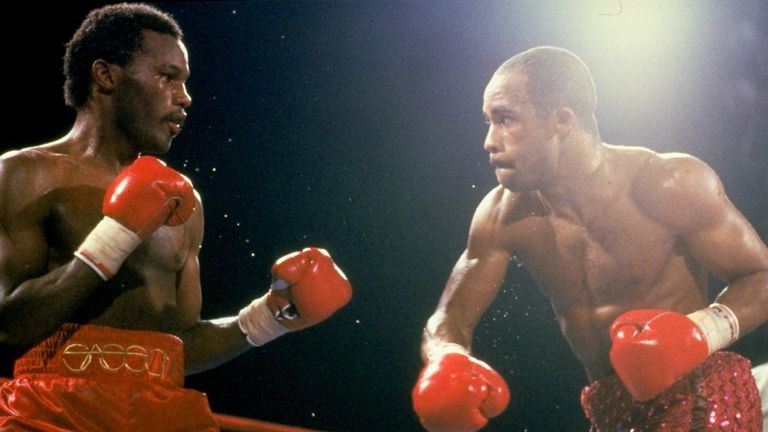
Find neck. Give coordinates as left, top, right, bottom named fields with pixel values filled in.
left=67, top=108, right=138, bottom=169
left=538, top=136, right=612, bottom=217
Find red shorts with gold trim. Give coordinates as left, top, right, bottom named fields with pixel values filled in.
left=0, top=323, right=220, bottom=431
left=581, top=352, right=763, bottom=431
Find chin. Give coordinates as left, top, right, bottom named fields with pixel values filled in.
left=145, top=140, right=173, bottom=155
left=500, top=177, right=541, bottom=193
left=502, top=183, right=534, bottom=193
left=497, top=173, right=526, bottom=192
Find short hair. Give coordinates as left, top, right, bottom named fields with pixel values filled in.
left=63, top=3, right=183, bottom=109
left=497, top=46, right=598, bottom=135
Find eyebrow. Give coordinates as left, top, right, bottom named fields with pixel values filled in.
left=158, top=63, right=189, bottom=78
left=485, top=104, right=521, bottom=117
left=158, top=63, right=184, bottom=72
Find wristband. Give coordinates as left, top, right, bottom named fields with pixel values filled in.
left=425, top=342, right=470, bottom=361
left=74, top=217, right=142, bottom=280
left=238, top=294, right=288, bottom=346
left=687, top=303, right=740, bottom=354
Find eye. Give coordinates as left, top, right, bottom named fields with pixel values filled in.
left=486, top=116, right=513, bottom=127
left=158, top=69, right=181, bottom=82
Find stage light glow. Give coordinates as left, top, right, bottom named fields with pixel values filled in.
left=560, top=1, right=711, bottom=78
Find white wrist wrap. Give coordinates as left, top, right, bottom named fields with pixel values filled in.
left=425, top=342, right=470, bottom=361
left=238, top=294, right=288, bottom=347
left=687, top=303, right=740, bottom=354
left=74, top=217, right=142, bottom=280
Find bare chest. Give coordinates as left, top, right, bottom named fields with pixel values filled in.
left=48, top=183, right=191, bottom=273
left=46, top=179, right=195, bottom=329
left=514, top=203, right=677, bottom=305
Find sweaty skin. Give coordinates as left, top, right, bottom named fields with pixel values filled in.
left=0, top=31, right=250, bottom=375
left=423, top=70, right=768, bottom=382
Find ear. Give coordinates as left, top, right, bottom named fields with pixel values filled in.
left=91, top=59, right=121, bottom=94
left=550, top=106, right=575, bottom=137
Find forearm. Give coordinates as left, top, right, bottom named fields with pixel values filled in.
left=421, top=310, right=474, bottom=362
left=714, top=269, right=768, bottom=337
left=0, top=259, right=102, bottom=346
left=181, top=248, right=351, bottom=374
left=178, top=316, right=252, bottom=375
left=421, top=250, right=509, bottom=361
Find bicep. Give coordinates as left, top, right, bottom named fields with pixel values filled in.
left=637, top=155, right=768, bottom=281
left=0, top=199, right=49, bottom=297
left=672, top=165, right=768, bottom=280
left=683, top=201, right=768, bottom=282
left=174, top=198, right=205, bottom=328
left=0, top=155, right=47, bottom=294
left=175, top=251, right=202, bottom=326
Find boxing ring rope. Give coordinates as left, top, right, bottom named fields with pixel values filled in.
left=212, top=412, right=323, bottom=432
left=0, top=377, right=324, bottom=432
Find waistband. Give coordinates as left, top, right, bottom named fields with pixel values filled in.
left=14, top=323, right=185, bottom=386
left=581, top=352, right=762, bottom=431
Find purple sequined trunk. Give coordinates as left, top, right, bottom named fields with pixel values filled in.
left=581, top=352, right=763, bottom=431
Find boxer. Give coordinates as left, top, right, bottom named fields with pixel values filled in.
left=413, top=46, right=767, bottom=431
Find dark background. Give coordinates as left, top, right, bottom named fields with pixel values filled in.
left=4, top=1, right=768, bottom=430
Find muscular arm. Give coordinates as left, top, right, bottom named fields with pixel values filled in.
left=175, top=249, right=251, bottom=375
left=635, top=153, right=768, bottom=336
left=170, top=196, right=252, bottom=375
left=421, top=187, right=512, bottom=360
left=0, top=153, right=103, bottom=346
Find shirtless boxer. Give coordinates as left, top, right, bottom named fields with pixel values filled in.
left=412, top=46, right=768, bottom=431
left=0, top=4, right=351, bottom=431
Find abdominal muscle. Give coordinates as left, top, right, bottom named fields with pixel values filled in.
left=513, top=215, right=708, bottom=381
left=71, top=224, right=195, bottom=334
left=541, top=257, right=707, bottom=381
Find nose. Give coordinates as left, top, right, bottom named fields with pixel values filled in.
left=174, top=83, right=192, bottom=109
left=483, top=125, right=500, bottom=154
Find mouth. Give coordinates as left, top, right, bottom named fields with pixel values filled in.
left=165, top=113, right=187, bottom=136
left=168, top=121, right=182, bottom=136
left=491, top=158, right=516, bottom=170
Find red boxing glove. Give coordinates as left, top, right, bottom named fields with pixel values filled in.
left=237, top=247, right=351, bottom=346
left=609, top=309, right=709, bottom=401
left=75, top=156, right=196, bottom=279
left=413, top=353, right=510, bottom=432
left=103, top=156, right=196, bottom=237
left=267, top=247, right=352, bottom=326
